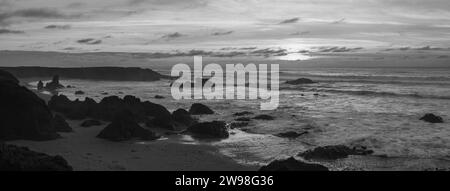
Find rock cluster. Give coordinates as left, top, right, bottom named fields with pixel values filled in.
left=48, top=95, right=174, bottom=129
left=44, top=75, right=65, bottom=91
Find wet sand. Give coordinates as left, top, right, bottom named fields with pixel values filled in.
left=9, top=120, right=257, bottom=171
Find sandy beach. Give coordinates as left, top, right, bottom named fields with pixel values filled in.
left=9, top=121, right=255, bottom=171
left=8, top=79, right=256, bottom=171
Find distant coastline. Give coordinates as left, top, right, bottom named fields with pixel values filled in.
left=0, top=66, right=173, bottom=82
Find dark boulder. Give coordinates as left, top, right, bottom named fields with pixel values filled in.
left=0, top=143, right=72, bottom=171
left=172, top=109, right=196, bottom=127
left=275, top=131, right=308, bottom=139
left=75, top=91, right=85, bottom=95
left=52, top=115, right=73, bottom=133
left=44, top=75, right=64, bottom=91
left=285, top=78, right=316, bottom=85
left=0, top=70, right=60, bottom=141
left=143, top=101, right=174, bottom=130
left=97, top=110, right=160, bottom=142
left=188, top=121, right=229, bottom=139
left=420, top=113, right=444, bottom=123
left=189, top=103, right=214, bottom=115
left=298, top=145, right=374, bottom=160
left=233, top=111, right=253, bottom=116
left=253, top=115, right=275, bottom=120
left=80, top=119, right=103, bottom=127
left=259, top=157, right=328, bottom=171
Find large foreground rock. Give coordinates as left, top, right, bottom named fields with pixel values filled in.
left=0, top=70, right=60, bottom=141
left=259, top=157, right=328, bottom=171
left=188, top=121, right=229, bottom=139
left=0, top=143, right=72, bottom=171
left=420, top=113, right=444, bottom=123
left=298, top=145, right=374, bottom=160
left=189, top=103, right=214, bottom=115
left=97, top=110, right=160, bottom=142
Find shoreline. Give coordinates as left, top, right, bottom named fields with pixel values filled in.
left=8, top=122, right=257, bottom=171
left=16, top=77, right=450, bottom=171
left=10, top=78, right=258, bottom=171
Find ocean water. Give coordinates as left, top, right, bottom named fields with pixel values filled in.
left=31, top=67, right=450, bottom=170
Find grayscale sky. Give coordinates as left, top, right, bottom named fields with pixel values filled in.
left=1, top=0, right=450, bottom=53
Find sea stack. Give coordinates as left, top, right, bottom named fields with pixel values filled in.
left=37, top=81, right=44, bottom=90
left=45, top=75, right=64, bottom=91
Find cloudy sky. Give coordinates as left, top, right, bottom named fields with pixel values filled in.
left=1, top=0, right=450, bottom=53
